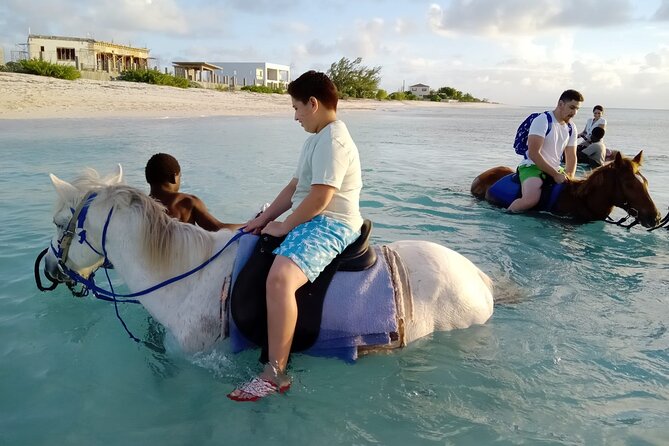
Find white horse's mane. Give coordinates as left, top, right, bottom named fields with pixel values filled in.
left=68, top=168, right=215, bottom=275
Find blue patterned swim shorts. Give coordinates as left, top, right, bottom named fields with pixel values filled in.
left=273, top=214, right=360, bottom=282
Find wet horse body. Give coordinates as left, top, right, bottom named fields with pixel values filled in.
left=471, top=151, right=660, bottom=228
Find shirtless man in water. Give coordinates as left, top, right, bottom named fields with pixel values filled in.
left=145, top=153, right=242, bottom=231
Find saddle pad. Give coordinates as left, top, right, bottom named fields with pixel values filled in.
left=488, top=173, right=564, bottom=212
left=229, top=234, right=399, bottom=362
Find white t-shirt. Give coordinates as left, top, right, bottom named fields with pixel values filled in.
left=520, top=111, right=578, bottom=168
left=291, top=120, right=363, bottom=230
left=584, top=117, right=607, bottom=137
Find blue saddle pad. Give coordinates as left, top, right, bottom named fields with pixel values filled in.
left=487, top=173, right=521, bottom=208
left=487, top=173, right=564, bottom=211
left=229, top=234, right=398, bottom=362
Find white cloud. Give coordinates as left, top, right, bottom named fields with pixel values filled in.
left=429, top=0, right=634, bottom=36
left=653, top=0, right=669, bottom=20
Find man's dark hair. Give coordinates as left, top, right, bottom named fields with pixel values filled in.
left=145, top=153, right=180, bottom=185
left=559, top=89, right=584, bottom=103
left=287, top=70, right=338, bottom=111
left=593, top=105, right=604, bottom=113
left=590, top=126, right=605, bottom=142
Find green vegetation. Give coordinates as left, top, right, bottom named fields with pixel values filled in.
left=375, top=89, right=388, bottom=100
left=117, top=69, right=190, bottom=88
left=240, top=85, right=286, bottom=94
left=0, top=59, right=80, bottom=80
left=323, top=56, right=486, bottom=103
left=327, top=57, right=381, bottom=99
left=427, top=86, right=486, bottom=103
left=387, top=91, right=418, bottom=101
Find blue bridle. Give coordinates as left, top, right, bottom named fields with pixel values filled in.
left=50, top=190, right=245, bottom=344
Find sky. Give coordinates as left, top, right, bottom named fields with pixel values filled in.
left=1, top=0, right=669, bottom=109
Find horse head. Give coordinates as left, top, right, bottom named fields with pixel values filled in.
left=44, top=165, right=124, bottom=289
left=579, top=151, right=660, bottom=228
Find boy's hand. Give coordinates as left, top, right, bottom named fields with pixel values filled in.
left=261, top=221, right=290, bottom=237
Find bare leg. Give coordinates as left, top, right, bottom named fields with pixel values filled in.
left=260, top=255, right=307, bottom=384
left=508, top=177, right=543, bottom=212
left=227, top=255, right=306, bottom=401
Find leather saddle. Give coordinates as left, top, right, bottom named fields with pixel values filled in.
left=230, top=219, right=376, bottom=362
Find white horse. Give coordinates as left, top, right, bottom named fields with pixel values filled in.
left=43, top=166, right=494, bottom=355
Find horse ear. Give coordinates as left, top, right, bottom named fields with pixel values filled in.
left=50, top=174, right=78, bottom=200
left=614, top=151, right=624, bottom=166
left=111, top=164, right=123, bottom=184
left=632, top=151, right=643, bottom=165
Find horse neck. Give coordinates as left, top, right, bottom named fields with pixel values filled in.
left=553, top=175, right=615, bottom=221
left=101, top=206, right=238, bottom=329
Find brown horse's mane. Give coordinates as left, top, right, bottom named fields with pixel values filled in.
left=569, top=156, right=637, bottom=198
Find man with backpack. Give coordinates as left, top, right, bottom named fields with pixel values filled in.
left=508, top=89, right=584, bottom=212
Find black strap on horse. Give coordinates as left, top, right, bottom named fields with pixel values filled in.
left=647, top=210, right=669, bottom=232
left=604, top=213, right=640, bottom=229
left=34, top=248, right=59, bottom=292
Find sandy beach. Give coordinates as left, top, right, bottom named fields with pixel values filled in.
left=0, top=72, right=497, bottom=120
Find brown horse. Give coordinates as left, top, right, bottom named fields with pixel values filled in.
left=471, top=151, right=661, bottom=228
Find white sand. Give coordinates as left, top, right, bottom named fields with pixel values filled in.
left=0, top=72, right=496, bottom=120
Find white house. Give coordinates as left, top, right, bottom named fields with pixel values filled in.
left=27, top=34, right=149, bottom=72
left=210, top=62, right=290, bottom=88
left=409, top=83, right=431, bottom=98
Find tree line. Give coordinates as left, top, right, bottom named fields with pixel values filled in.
left=326, top=57, right=487, bottom=103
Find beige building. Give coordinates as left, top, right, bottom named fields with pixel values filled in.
left=27, top=34, right=149, bottom=73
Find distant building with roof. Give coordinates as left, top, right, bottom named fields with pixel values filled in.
left=26, top=34, right=150, bottom=73
left=210, top=62, right=291, bottom=88
left=409, top=83, right=431, bottom=98
left=172, top=62, right=223, bottom=84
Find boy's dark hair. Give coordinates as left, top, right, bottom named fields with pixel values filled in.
left=145, top=153, right=180, bottom=185
left=590, top=126, right=605, bottom=142
left=593, top=104, right=604, bottom=113
left=559, top=89, right=584, bottom=103
left=287, top=70, right=338, bottom=111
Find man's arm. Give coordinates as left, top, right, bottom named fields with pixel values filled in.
left=563, top=145, right=577, bottom=178
left=262, top=184, right=335, bottom=237
left=190, top=196, right=243, bottom=232
left=527, top=135, right=566, bottom=182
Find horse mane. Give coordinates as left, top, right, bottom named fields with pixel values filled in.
left=70, top=169, right=215, bottom=276
left=571, top=157, right=636, bottom=198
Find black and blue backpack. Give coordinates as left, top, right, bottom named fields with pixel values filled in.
left=513, top=111, right=572, bottom=159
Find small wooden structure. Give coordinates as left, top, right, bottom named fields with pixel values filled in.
left=172, top=62, right=223, bottom=83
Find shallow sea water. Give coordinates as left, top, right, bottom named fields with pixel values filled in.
left=1, top=105, right=668, bottom=445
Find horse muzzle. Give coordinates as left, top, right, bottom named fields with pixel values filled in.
left=639, top=210, right=662, bottom=229
left=44, top=250, right=71, bottom=283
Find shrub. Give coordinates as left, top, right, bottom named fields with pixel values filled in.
left=240, top=85, right=286, bottom=94
left=1, top=59, right=80, bottom=80
left=117, top=69, right=190, bottom=88
left=375, top=89, right=388, bottom=100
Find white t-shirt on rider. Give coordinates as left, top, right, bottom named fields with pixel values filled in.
left=520, top=111, right=578, bottom=169
left=291, top=120, right=363, bottom=231
left=584, top=117, right=607, bottom=138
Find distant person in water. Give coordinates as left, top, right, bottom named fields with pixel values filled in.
left=145, top=153, right=242, bottom=231
left=577, top=105, right=607, bottom=149
left=577, top=126, right=606, bottom=168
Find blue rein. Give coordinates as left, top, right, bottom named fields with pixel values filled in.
left=53, top=191, right=245, bottom=345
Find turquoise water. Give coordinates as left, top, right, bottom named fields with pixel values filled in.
left=1, top=106, right=668, bottom=445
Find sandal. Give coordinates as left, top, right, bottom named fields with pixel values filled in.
left=227, top=377, right=290, bottom=402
